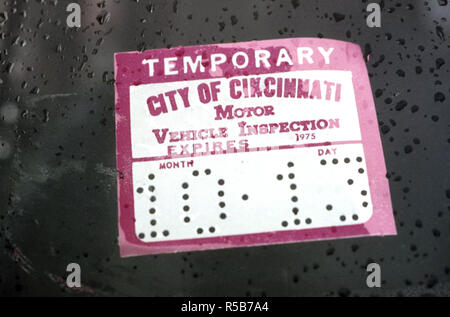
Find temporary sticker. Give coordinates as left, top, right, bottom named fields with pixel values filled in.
left=114, top=38, right=396, bottom=257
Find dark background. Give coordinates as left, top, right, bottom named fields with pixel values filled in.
left=0, top=0, right=449, bottom=296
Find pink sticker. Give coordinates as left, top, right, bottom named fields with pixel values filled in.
left=114, top=38, right=396, bottom=257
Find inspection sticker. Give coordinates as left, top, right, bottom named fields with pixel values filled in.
left=114, top=38, right=396, bottom=257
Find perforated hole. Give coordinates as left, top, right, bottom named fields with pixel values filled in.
left=136, top=148, right=371, bottom=243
